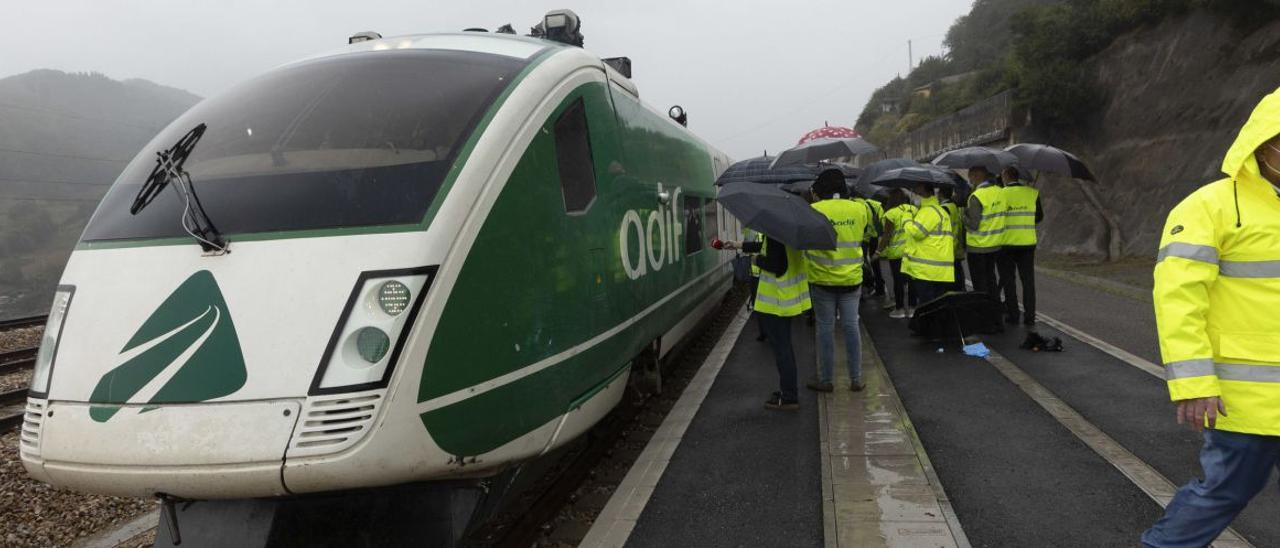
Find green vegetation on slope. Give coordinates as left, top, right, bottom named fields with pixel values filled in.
left=856, top=0, right=1280, bottom=145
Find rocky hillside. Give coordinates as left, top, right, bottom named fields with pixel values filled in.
left=0, top=70, right=199, bottom=319
left=1036, top=10, right=1280, bottom=257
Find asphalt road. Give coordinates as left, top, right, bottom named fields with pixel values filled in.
left=629, top=318, right=823, bottom=548
left=864, top=267, right=1280, bottom=547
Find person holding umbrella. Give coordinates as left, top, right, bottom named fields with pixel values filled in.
left=876, top=189, right=918, bottom=318
left=902, top=183, right=955, bottom=305
left=1141, top=88, right=1280, bottom=547
left=717, top=182, right=835, bottom=411
left=997, top=166, right=1044, bottom=325
left=964, top=166, right=1005, bottom=298
left=804, top=169, right=870, bottom=393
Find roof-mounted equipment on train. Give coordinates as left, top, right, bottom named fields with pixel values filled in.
left=348, top=31, right=382, bottom=44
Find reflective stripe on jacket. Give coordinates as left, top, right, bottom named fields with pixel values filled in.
left=903, top=197, right=956, bottom=282
left=967, top=184, right=1005, bottom=252
left=1154, top=87, right=1280, bottom=436
left=807, top=199, right=868, bottom=286
left=1002, top=184, right=1039, bottom=246
left=882, top=204, right=918, bottom=260
left=755, top=246, right=811, bottom=317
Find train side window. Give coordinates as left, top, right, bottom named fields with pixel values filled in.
left=684, top=196, right=704, bottom=254
left=554, top=98, right=597, bottom=213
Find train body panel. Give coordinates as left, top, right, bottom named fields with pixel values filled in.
left=21, top=32, right=739, bottom=499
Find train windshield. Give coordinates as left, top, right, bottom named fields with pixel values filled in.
left=82, top=49, right=526, bottom=242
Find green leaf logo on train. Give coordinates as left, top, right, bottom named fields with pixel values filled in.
left=89, top=270, right=247, bottom=422
left=620, top=183, right=684, bottom=280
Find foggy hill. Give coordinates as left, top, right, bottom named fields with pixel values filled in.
left=0, top=69, right=200, bottom=318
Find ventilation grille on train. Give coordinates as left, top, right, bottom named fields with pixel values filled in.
left=286, top=391, right=384, bottom=458
left=20, top=399, right=45, bottom=459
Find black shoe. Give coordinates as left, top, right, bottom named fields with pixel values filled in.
left=1023, top=314, right=1036, bottom=326
left=764, top=392, right=800, bottom=410
left=850, top=381, right=866, bottom=392
left=756, top=333, right=767, bottom=342
left=807, top=380, right=834, bottom=392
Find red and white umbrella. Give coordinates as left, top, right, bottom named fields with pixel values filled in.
left=798, top=124, right=860, bottom=145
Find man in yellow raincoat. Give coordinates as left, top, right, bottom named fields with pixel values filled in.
left=1143, top=89, right=1280, bottom=547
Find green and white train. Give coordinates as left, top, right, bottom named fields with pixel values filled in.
left=21, top=31, right=737, bottom=503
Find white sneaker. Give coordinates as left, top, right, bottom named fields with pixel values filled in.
left=907, top=307, right=916, bottom=318
left=889, top=308, right=907, bottom=319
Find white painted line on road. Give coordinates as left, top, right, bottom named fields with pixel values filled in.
left=580, top=307, right=749, bottom=548
left=1035, top=311, right=1166, bottom=380
left=982, top=348, right=1253, bottom=548
left=962, top=280, right=1166, bottom=380
left=76, top=510, right=159, bottom=548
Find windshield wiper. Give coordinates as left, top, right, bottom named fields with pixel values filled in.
left=130, top=123, right=229, bottom=254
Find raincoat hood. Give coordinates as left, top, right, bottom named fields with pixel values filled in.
left=1222, top=87, right=1280, bottom=183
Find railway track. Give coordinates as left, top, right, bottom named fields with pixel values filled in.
left=0, top=315, right=45, bottom=432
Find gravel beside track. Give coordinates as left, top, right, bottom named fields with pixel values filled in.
left=1, top=427, right=156, bottom=547
left=0, top=327, right=42, bottom=354
left=0, top=370, right=32, bottom=394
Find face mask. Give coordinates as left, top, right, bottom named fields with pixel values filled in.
left=1259, top=142, right=1280, bottom=177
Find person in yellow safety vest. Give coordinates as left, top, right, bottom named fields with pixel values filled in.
left=722, top=229, right=811, bottom=411
left=964, top=166, right=1005, bottom=299
left=996, top=166, right=1044, bottom=326
left=856, top=193, right=887, bottom=298
left=743, top=228, right=767, bottom=342
left=805, top=170, right=870, bottom=393
left=875, top=189, right=919, bottom=318
left=902, top=183, right=955, bottom=306
left=1142, top=88, right=1280, bottom=547
left=938, top=186, right=967, bottom=293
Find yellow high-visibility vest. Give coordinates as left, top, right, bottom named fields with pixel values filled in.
left=1154, top=86, right=1280, bottom=436
left=806, top=199, right=868, bottom=286
left=967, top=183, right=1005, bottom=253
left=882, top=204, right=918, bottom=260
left=942, top=200, right=965, bottom=257
left=903, top=197, right=955, bottom=282
left=754, top=245, right=811, bottom=317
left=1002, top=184, right=1039, bottom=246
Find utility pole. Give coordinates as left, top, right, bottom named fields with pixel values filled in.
left=908, top=39, right=913, bottom=73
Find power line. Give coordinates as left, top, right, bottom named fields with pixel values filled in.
left=0, top=146, right=129, bottom=163
left=0, top=177, right=113, bottom=186
left=0, top=101, right=164, bottom=132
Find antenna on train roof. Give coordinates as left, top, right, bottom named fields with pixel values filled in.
left=348, top=31, right=382, bottom=44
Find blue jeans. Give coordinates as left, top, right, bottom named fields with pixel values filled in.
left=759, top=313, right=798, bottom=402
left=811, top=285, right=862, bottom=384
left=1142, top=429, right=1280, bottom=548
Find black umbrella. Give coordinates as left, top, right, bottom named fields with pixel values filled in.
left=932, top=146, right=1020, bottom=174
left=870, top=166, right=968, bottom=191
left=716, top=156, right=815, bottom=186
left=716, top=182, right=836, bottom=250
left=1004, top=143, right=1096, bottom=181
left=771, top=137, right=879, bottom=168
left=854, top=158, right=923, bottom=198
left=908, top=291, right=1005, bottom=341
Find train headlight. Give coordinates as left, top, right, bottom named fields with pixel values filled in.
left=310, top=268, right=434, bottom=394
left=30, top=286, right=75, bottom=397
left=376, top=281, right=410, bottom=316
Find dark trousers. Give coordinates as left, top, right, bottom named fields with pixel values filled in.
left=863, top=239, right=885, bottom=294
left=1142, top=430, right=1280, bottom=548
left=998, top=246, right=1036, bottom=323
left=758, top=313, right=798, bottom=402
left=911, top=278, right=948, bottom=306
left=952, top=259, right=967, bottom=293
left=888, top=258, right=915, bottom=309
left=749, top=276, right=766, bottom=337
left=968, top=251, right=1000, bottom=298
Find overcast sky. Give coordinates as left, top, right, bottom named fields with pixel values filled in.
left=0, top=0, right=970, bottom=160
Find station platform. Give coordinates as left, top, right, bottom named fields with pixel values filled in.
left=582, top=275, right=1280, bottom=547
left=581, top=303, right=966, bottom=547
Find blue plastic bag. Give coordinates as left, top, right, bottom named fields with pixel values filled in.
left=962, top=341, right=990, bottom=358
